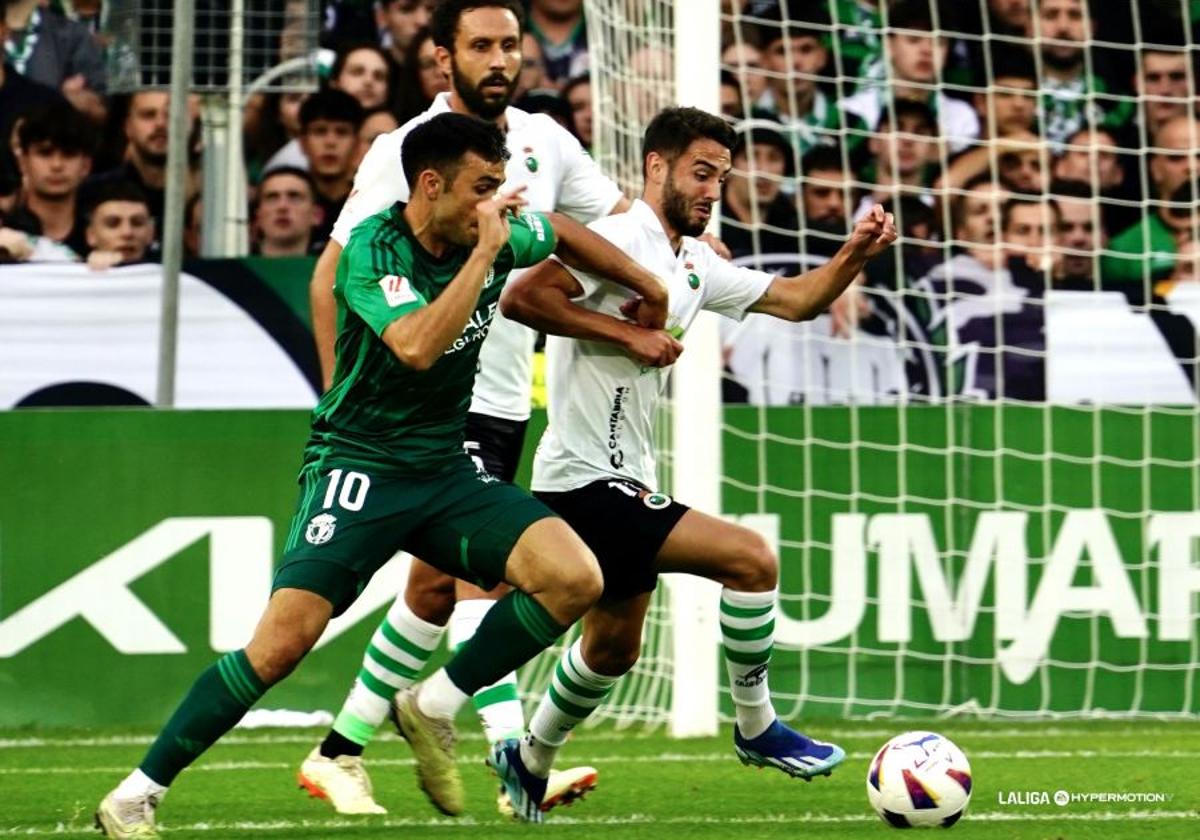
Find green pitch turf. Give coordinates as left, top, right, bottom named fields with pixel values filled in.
left=2, top=720, right=1197, bottom=838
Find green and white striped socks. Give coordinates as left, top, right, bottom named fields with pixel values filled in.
left=450, top=599, right=525, bottom=743
left=721, top=588, right=777, bottom=739
left=524, top=639, right=618, bottom=775
left=332, top=597, right=443, bottom=746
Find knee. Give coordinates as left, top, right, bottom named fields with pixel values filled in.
left=246, top=635, right=310, bottom=686
left=727, top=531, right=778, bottom=592
left=554, top=551, right=604, bottom=617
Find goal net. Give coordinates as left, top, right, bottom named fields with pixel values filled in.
left=521, top=0, right=1200, bottom=729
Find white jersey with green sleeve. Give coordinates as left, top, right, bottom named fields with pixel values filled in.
left=329, top=92, right=624, bottom=421
left=532, top=200, right=774, bottom=493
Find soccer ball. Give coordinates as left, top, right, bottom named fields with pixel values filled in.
left=866, top=731, right=972, bottom=828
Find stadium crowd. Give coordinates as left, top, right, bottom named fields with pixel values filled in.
left=0, top=0, right=1197, bottom=401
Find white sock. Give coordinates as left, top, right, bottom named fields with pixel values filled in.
left=417, top=668, right=471, bottom=720
left=115, top=768, right=168, bottom=801
left=451, top=599, right=526, bottom=743
left=333, top=595, right=444, bottom=744
left=721, top=588, right=777, bottom=740
left=523, top=640, right=620, bottom=775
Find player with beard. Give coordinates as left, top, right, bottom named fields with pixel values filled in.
left=491, top=108, right=897, bottom=821
left=299, top=0, right=640, bottom=818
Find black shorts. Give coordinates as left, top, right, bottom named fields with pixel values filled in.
left=464, top=412, right=529, bottom=484
left=534, top=479, right=690, bottom=600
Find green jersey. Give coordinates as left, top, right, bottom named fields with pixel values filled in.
left=307, top=202, right=556, bottom=476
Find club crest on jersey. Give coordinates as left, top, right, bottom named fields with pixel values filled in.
left=687, top=273, right=701, bottom=290
left=643, top=492, right=672, bottom=510
left=379, top=274, right=419, bottom=308
left=305, top=513, right=337, bottom=545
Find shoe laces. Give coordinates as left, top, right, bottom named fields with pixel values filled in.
left=428, top=714, right=457, bottom=755
left=115, top=792, right=158, bottom=826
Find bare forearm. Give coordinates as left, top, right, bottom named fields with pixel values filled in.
left=309, top=242, right=342, bottom=391
left=385, top=249, right=494, bottom=369
left=548, top=212, right=663, bottom=301
left=799, top=249, right=865, bottom=317
left=503, top=284, right=637, bottom=347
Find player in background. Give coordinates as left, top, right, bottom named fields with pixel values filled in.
left=301, top=0, right=644, bottom=817
left=492, top=107, right=898, bottom=821
left=95, top=112, right=679, bottom=840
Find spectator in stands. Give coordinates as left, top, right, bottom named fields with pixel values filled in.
left=910, top=176, right=1046, bottom=400
left=3, top=0, right=106, bottom=123
left=377, top=0, right=433, bottom=69
left=997, top=133, right=1049, bottom=195
left=1148, top=116, right=1200, bottom=202
left=1050, top=179, right=1104, bottom=289
left=1159, top=237, right=1200, bottom=298
left=330, top=44, right=392, bottom=111
left=252, top=166, right=322, bottom=257
left=799, top=144, right=853, bottom=235
left=357, top=106, right=399, bottom=166
left=1002, top=193, right=1056, bottom=272
left=856, top=99, right=939, bottom=218
left=840, top=0, right=980, bottom=154
left=7, top=102, right=95, bottom=256
left=750, top=3, right=836, bottom=159
left=1052, top=126, right=1137, bottom=232
left=719, top=70, right=745, bottom=121
left=721, top=121, right=800, bottom=260
left=563, top=73, right=593, bottom=149
left=1134, top=30, right=1193, bottom=142
left=246, top=89, right=310, bottom=180
left=1103, top=179, right=1200, bottom=292
left=184, top=193, right=202, bottom=258
left=987, top=0, right=1031, bottom=36
left=83, top=91, right=190, bottom=238
left=1029, top=0, right=1132, bottom=146
left=720, top=40, right=767, bottom=105
left=83, top=180, right=155, bottom=269
left=394, top=27, right=449, bottom=124
left=827, top=0, right=882, bottom=83
left=296, top=89, right=363, bottom=246
left=515, top=89, right=574, bottom=133
left=528, top=0, right=587, bottom=86
left=941, top=47, right=1039, bottom=190
left=0, top=1, right=68, bottom=182
left=515, top=33, right=548, bottom=98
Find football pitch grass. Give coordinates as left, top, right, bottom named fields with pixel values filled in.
left=2, top=720, right=1197, bottom=838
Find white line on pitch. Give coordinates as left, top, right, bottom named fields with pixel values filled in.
left=1, top=810, right=1197, bottom=836
left=5, top=748, right=1200, bottom=776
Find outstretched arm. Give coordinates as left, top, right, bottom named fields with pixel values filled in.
left=749, top=204, right=897, bottom=322
left=309, top=241, right=343, bottom=391
left=501, top=259, right=684, bottom=368
left=546, top=212, right=669, bottom=330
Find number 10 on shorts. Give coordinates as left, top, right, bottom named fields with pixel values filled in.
left=323, top=469, right=371, bottom=512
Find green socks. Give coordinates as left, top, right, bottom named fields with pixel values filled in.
left=140, top=649, right=266, bottom=785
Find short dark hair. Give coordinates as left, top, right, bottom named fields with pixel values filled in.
left=17, top=103, right=97, bottom=156
left=84, top=180, right=150, bottom=224
left=331, top=43, right=394, bottom=87
left=431, top=0, right=525, bottom=51
left=1002, top=195, right=1059, bottom=233
left=887, top=0, right=934, bottom=32
left=1049, top=178, right=1095, bottom=202
left=401, top=112, right=510, bottom=188
left=562, top=73, right=591, bottom=101
left=642, top=107, right=735, bottom=176
left=988, top=45, right=1037, bottom=86
left=750, top=1, right=830, bottom=50
left=732, top=121, right=794, bottom=177
left=300, top=89, right=366, bottom=131
left=801, top=143, right=849, bottom=177
left=875, top=98, right=937, bottom=134
left=260, top=165, right=317, bottom=198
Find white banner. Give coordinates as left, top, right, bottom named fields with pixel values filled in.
left=0, top=264, right=319, bottom=409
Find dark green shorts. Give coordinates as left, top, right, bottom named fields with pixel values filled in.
left=273, top=456, right=555, bottom=615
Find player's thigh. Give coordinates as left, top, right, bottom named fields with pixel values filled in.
left=275, top=464, right=418, bottom=617
left=405, top=556, right=457, bottom=625
left=535, top=480, right=688, bottom=601
left=464, top=412, right=529, bottom=484
left=653, top=508, right=777, bottom=591
left=579, top=591, right=655, bottom=677
left=408, top=463, right=564, bottom=591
